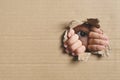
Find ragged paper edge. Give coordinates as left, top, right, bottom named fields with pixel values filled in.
left=63, top=20, right=111, bottom=62
left=91, top=43, right=111, bottom=57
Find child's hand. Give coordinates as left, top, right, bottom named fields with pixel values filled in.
left=64, top=28, right=86, bottom=56
left=88, top=27, right=109, bottom=51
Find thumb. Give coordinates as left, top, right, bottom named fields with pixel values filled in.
left=67, top=28, right=75, bottom=38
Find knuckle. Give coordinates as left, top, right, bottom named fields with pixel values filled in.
left=77, top=40, right=82, bottom=46
left=82, top=46, right=86, bottom=51
left=106, top=40, right=109, bottom=45
left=104, top=34, right=109, bottom=40
left=102, top=40, right=107, bottom=45
left=99, top=34, right=103, bottom=39
left=74, top=34, right=79, bottom=39
left=75, top=46, right=85, bottom=54
left=70, top=43, right=77, bottom=51
left=75, top=47, right=81, bottom=54
left=67, top=37, right=75, bottom=45
left=67, top=39, right=71, bottom=45
left=70, top=43, right=74, bottom=50
left=67, top=34, right=79, bottom=45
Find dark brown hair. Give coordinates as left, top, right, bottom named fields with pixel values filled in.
left=73, top=18, right=100, bottom=33
left=82, top=18, right=100, bottom=28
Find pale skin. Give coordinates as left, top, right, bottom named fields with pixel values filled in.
left=64, top=28, right=86, bottom=56
left=88, top=27, right=109, bottom=51
left=64, top=27, right=109, bottom=56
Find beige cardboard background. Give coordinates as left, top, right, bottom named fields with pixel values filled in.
left=0, top=0, right=120, bottom=80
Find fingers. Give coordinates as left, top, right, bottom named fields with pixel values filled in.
left=65, top=39, right=85, bottom=55
left=65, top=34, right=79, bottom=46
left=68, top=40, right=86, bottom=55
left=65, top=27, right=109, bottom=54
left=90, top=27, right=103, bottom=34
left=88, top=31, right=109, bottom=51
left=103, top=34, right=109, bottom=40
left=67, top=28, right=75, bottom=38
left=89, top=32, right=108, bottom=40
left=69, top=40, right=82, bottom=51
left=88, top=45, right=105, bottom=51
left=89, top=39, right=109, bottom=46
left=74, top=46, right=86, bottom=55
left=64, top=32, right=86, bottom=55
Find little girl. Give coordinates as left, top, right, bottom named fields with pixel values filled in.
left=63, top=18, right=110, bottom=61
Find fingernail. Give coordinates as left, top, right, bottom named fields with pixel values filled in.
left=103, top=36, right=107, bottom=40
left=72, top=53, right=75, bottom=56
left=64, top=44, right=67, bottom=48
left=68, top=32, right=71, bottom=38
left=68, top=28, right=74, bottom=38
left=106, top=41, right=109, bottom=45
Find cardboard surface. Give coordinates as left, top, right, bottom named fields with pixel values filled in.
left=0, top=0, right=120, bottom=80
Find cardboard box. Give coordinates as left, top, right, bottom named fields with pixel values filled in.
left=0, top=0, right=119, bottom=80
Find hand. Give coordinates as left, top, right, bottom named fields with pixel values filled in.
left=64, top=28, right=86, bottom=56
left=88, top=27, right=109, bottom=51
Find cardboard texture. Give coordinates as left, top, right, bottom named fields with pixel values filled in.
left=0, top=0, right=119, bottom=80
